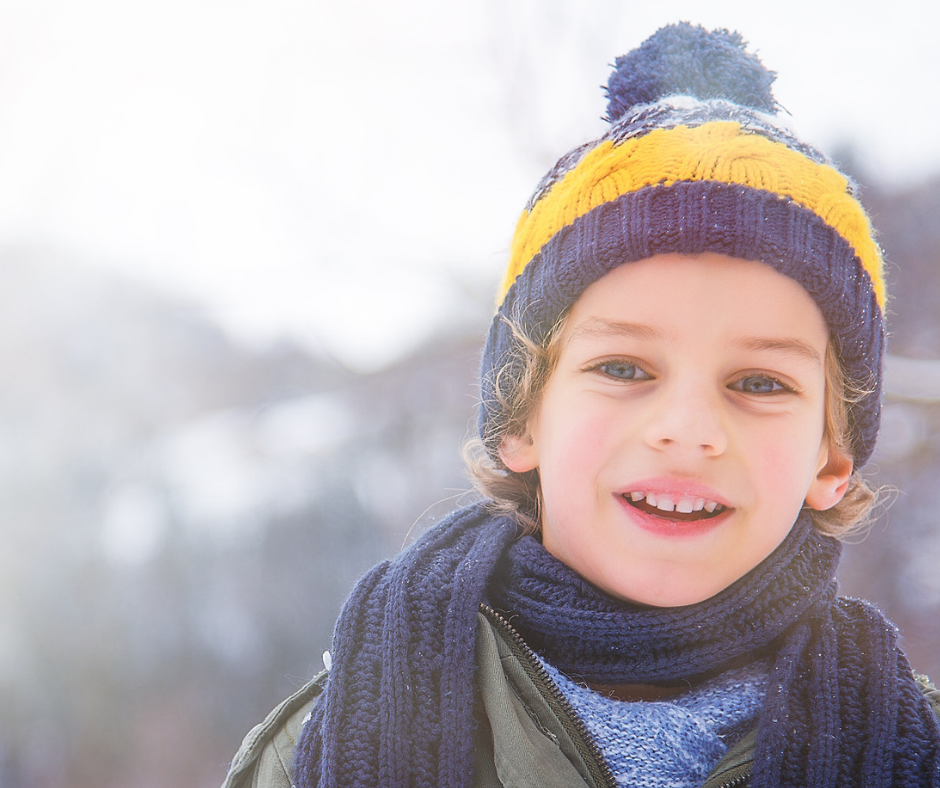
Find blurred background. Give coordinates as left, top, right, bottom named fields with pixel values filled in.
left=1, top=1, right=940, bottom=786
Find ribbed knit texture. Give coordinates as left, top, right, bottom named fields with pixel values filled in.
left=293, top=504, right=518, bottom=788
left=539, top=657, right=768, bottom=787
left=293, top=505, right=940, bottom=788
left=501, top=124, right=884, bottom=310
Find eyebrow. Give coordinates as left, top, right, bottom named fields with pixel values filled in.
left=567, top=317, right=823, bottom=366
left=732, top=337, right=823, bottom=366
left=566, top=318, right=666, bottom=344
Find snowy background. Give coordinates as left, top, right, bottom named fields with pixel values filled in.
left=2, top=1, right=940, bottom=786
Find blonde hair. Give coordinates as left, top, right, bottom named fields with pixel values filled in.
left=468, top=313, right=881, bottom=538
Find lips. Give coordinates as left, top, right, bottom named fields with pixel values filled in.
left=622, top=490, right=728, bottom=522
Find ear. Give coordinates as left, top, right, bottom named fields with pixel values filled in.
left=804, top=443, right=853, bottom=511
left=498, top=433, right=539, bottom=473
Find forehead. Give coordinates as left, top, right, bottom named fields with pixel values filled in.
left=564, top=252, right=829, bottom=352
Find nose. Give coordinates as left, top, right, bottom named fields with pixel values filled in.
left=642, top=379, right=728, bottom=457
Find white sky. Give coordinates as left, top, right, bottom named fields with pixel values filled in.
left=0, top=0, right=938, bottom=370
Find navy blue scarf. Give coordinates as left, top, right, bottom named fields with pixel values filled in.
left=294, top=504, right=940, bottom=787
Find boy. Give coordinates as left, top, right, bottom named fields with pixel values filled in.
left=222, top=23, right=940, bottom=788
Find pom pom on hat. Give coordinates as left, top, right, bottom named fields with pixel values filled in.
left=604, top=22, right=778, bottom=123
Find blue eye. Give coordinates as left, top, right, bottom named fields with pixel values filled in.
left=599, top=362, right=649, bottom=381
left=734, top=375, right=785, bottom=394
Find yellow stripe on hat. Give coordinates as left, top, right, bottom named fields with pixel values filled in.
left=499, top=121, right=885, bottom=311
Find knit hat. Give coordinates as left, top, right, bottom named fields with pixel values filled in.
left=479, top=22, right=886, bottom=467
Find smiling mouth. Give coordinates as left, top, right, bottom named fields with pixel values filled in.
left=623, top=491, right=728, bottom=522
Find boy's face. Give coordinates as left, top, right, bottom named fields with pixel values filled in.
left=500, top=252, right=852, bottom=608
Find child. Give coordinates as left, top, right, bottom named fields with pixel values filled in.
left=222, top=23, right=940, bottom=788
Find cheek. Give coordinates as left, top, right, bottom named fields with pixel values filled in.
left=746, top=426, right=822, bottom=502
left=540, top=398, right=620, bottom=469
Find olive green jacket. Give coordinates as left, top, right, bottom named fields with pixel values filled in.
left=221, top=610, right=940, bottom=788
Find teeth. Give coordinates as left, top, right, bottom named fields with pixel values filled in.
left=656, top=496, right=675, bottom=512
left=625, top=491, right=724, bottom=515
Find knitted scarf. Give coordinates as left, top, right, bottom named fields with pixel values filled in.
left=294, top=503, right=940, bottom=788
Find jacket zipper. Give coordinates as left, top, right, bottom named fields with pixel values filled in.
left=479, top=603, right=618, bottom=788
left=715, top=774, right=749, bottom=788
left=714, top=773, right=749, bottom=788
